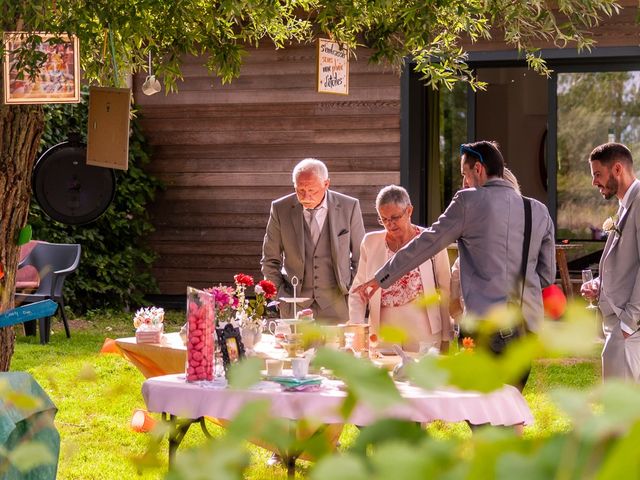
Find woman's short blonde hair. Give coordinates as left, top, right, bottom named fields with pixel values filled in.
left=376, top=185, right=412, bottom=210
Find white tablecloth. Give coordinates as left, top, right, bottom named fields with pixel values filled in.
left=142, top=374, right=533, bottom=426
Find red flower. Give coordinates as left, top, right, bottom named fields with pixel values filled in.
left=542, top=284, right=567, bottom=320
left=257, top=279, right=277, bottom=299
left=462, top=337, right=475, bottom=350
left=234, top=273, right=254, bottom=287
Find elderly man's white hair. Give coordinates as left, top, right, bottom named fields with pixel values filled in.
left=292, top=158, right=329, bottom=184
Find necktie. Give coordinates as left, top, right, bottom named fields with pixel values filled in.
left=307, top=208, right=320, bottom=245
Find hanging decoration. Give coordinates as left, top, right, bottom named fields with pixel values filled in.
left=142, top=51, right=161, bottom=96
left=317, top=38, right=349, bottom=95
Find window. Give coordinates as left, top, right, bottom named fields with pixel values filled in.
left=556, top=71, right=640, bottom=240
left=439, top=83, right=468, bottom=206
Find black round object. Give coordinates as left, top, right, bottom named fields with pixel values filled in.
left=33, top=141, right=116, bottom=225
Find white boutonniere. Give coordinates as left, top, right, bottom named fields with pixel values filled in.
left=602, top=214, right=621, bottom=237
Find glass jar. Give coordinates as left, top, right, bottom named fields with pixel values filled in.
left=185, top=287, right=215, bottom=382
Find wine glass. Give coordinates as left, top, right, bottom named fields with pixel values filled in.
left=581, top=269, right=598, bottom=310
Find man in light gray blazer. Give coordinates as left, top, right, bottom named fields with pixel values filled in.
left=355, top=140, right=556, bottom=335
left=581, top=142, right=640, bottom=382
left=261, top=158, right=365, bottom=324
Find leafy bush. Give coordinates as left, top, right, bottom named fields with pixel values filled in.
left=28, top=91, right=162, bottom=312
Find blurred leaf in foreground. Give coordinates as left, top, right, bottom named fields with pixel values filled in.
left=165, top=438, right=249, bottom=480
left=313, top=348, right=402, bottom=411
left=7, top=441, right=55, bottom=473
left=538, top=301, right=600, bottom=357
left=597, top=420, right=640, bottom=480
left=227, top=357, right=262, bottom=390
left=311, top=454, right=369, bottom=480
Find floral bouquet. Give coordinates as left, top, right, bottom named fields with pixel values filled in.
left=134, top=306, right=164, bottom=343
left=233, top=273, right=277, bottom=332
left=204, top=284, right=238, bottom=324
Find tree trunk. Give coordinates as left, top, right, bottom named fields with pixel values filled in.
left=0, top=104, right=45, bottom=371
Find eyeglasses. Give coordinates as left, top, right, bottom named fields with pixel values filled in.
left=377, top=207, right=408, bottom=226
left=460, top=145, right=485, bottom=165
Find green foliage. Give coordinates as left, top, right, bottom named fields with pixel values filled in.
left=0, top=0, right=621, bottom=91
left=28, top=90, right=162, bottom=312
left=6, top=307, right=604, bottom=479
left=313, top=348, right=402, bottom=411
left=147, top=300, right=640, bottom=480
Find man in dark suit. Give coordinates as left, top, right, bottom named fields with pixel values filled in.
left=261, top=158, right=365, bottom=324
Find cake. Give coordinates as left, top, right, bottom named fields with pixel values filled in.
left=297, top=308, right=314, bottom=322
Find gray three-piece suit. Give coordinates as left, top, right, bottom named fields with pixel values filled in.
left=261, top=189, right=365, bottom=323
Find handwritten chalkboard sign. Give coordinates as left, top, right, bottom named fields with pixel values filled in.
left=317, top=38, right=349, bottom=95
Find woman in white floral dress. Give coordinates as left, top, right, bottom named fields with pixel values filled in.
left=348, top=185, right=453, bottom=353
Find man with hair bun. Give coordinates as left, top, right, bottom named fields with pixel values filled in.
left=355, top=140, right=556, bottom=390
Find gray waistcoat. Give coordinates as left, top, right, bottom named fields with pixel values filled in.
left=300, top=218, right=338, bottom=309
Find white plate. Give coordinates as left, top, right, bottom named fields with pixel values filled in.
left=278, top=297, right=311, bottom=303
left=277, top=317, right=315, bottom=325
left=264, top=373, right=323, bottom=382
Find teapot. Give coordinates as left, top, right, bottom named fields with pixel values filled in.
left=268, top=320, right=292, bottom=344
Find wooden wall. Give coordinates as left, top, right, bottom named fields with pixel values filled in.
left=134, top=43, right=401, bottom=294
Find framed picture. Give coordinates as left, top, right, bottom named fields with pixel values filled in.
left=216, top=323, right=245, bottom=373
left=3, top=32, right=80, bottom=104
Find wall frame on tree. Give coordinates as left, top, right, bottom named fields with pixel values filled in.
left=86, top=86, right=131, bottom=171
left=3, top=32, right=80, bottom=105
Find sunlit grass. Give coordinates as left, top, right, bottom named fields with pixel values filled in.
left=9, top=312, right=600, bottom=479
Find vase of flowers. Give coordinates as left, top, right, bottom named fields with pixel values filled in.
left=232, top=273, right=277, bottom=351
left=134, top=306, right=164, bottom=343
left=203, top=284, right=238, bottom=324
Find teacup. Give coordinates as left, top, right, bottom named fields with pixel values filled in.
left=291, top=357, right=309, bottom=379
left=266, top=358, right=283, bottom=377
left=142, top=75, right=161, bottom=95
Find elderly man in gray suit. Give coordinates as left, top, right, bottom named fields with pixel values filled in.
left=581, top=142, right=640, bottom=382
left=355, top=141, right=556, bottom=365
left=261, top=158, right=365, bottom=324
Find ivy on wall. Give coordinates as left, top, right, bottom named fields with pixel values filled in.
left=28, top=91, right=162, bottom=312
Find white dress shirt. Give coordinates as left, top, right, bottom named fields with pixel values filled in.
left=304, top=195, right=328, bottom=232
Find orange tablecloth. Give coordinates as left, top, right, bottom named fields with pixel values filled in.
left=115, top=333, right=187, bottom=378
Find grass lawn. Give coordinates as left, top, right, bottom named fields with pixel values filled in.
left=8, top=311, right=602, bottom=479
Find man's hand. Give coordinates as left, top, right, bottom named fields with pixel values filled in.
left=353, top=278, right=381, bottom=302
left=580, top=280, right=599, bottom=302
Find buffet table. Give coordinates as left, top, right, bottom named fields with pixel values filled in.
left=115, top=332, right=286, bottom=378
left=143, top=373, right=533, bottom=475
